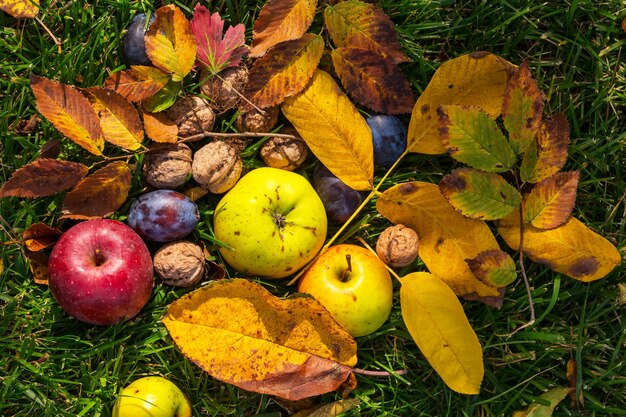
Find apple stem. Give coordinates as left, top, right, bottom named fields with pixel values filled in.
left=351, top=367, right=409, bottom=377
left=340, top=254, right=352, bottom=282
left=93, top=249, right=106, bottom=266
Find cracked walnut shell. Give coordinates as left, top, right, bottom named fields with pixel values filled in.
left=154, top=240, right=205, bottom=287
left=376, top=224, right=419, bottom=268
left=192, top=140, right=243, bottom=194
left=199, top=65, right=249, bottom=112
left=234, top=106, right=279, bottom=133
left=260, top=128, right=308, bottom=171
left=143, top=143, right=192, bottom=189
left=165, top=96, right=215, bottom=138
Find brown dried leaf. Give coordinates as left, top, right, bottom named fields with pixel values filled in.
left=84, top=87, right=144, bottom=151
left=39, top=139, right=62, bottom=159
left=520, top=114, right=570, bottom=183
left=104, top=66, right=169, bottom=102
left=566, top=358, right=583, bottom=407
left=25, top=250, right=49, bottom=285
left=246, top=33, right=324, bottom=108
left=62, top=162, right=132, bottom=219
left=162, top=278, right=357, bottom=401
left=22, top=223, right=62, bottom=252
left=142, top=110, right=179, bottom=143
left=523, top=171, right=579, bottom=229
left=250, top=0, right=318, bottom=57
left=0, top=159, right=89, bottom=198
left=30, top=75, right=104, bottom=155
left=12, top=114, right=41, bottom=135
left=332, top=47, right=414, bottom=114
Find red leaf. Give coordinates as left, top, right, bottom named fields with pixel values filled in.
left=0, top=159, right=89, bottom=198
left=190, top=5, right=248, bottom=74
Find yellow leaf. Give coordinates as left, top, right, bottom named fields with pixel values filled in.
left=145, top=5, right=196, bottom=82
left=104, top=66, right=169, bottom=102
left=84, top=87, right=144, bottom=151
left=163, top=279, right=357, bottom=401
left=522, top=171, right=579, bottom=229
left=294, top=398, right=361, bottom=417
left=400, top=272, right=484, bottom=394
left=512, top=387, right=571, bottom=417
left=408, top=52, right=514, bottom=155
left=498, top=213, right=621, bottom=282
left=376, top=182, right=501, bottom=297
left=0, top=0, right=39, bottom=18
left=30, top=75, right=104, bottom=156
left=281, top=70, right=373, bottom=190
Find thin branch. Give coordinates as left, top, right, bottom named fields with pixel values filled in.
left=508, top=203, right=535, bottom=336
left=355, top=235, right=401, bottom=283
left=352, top=367, right=408, bottom=377
left=181, top=131, right=296, bottom=142
left=35, top=16, right=61, bottom=52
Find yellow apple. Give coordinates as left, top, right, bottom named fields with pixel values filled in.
left=298, top=244, right=393, bottom=337
left=213, top=167, right=327, bottom=278
left=112, top=376, right=192, bottom=417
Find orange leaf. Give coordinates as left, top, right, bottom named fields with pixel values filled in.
left=22, top=223, right=62, bottom=252
left=163, top=279, right=357, bottom=401
left=84, top=87, right=144, bottom=151
left=520, top=114, right=570, bottom=183
left=324, top=0, right=409, bottom=64
left=246, top=33, right=324, bottom=108
left=0, top=0, right=39, bottom=18
left=30, top=75, right=104, bottom=155
left=250, top=0, right=318, bottom=58
left=142, top=110, right=179, bottom=143
left=25, top=250, right=49, bottom=285
left=145, top=5, right=196, bottom=82
left=331, top=47, right=414, bottom=114
left=62, top=162, right=132, bottom=219
left=523, top=171, right=579, bottom=229
left=104, top=66, right=169, bottom=103
left=0, top=158, right=88, bottom=198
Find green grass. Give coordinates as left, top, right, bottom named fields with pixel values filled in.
left=1, top=0, right=624, bottom=416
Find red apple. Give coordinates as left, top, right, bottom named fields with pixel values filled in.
left=48, top=219, right=154, bottom=325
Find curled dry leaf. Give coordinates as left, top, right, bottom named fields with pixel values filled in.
left=30, top=75, right=104, bottom=155
left=22, top=223, right=63, bottom=252
left=162, top=278, right=357, bottom=401
left=293, top=398, right=361, bottom=417
left=62, top=162, right=132, bottom=219
left=250, top=0, right=318, bottom=57
left=0, top=0, right=39, bottom=19
left=0, top=159, right=88, bottom=198
left=104, top=66, right=169, bottom=103
left=25, top=250, right=49, bottom=285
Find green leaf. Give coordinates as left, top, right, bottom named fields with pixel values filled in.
left=439, top=168, right=522, bottom=220
left=520, top=114, right=569, bottom=183
left=141, top=80, right=181, bottom=113
left=512, top=387, right=571, bottom=417
left=438, top=105, right=516, bottom=172
left=502, top=61, right=543, bottom=154
left=466, top=249, right=516, bottom=287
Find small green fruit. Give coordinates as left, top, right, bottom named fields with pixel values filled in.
left=112, top=376, right=192, bottom=417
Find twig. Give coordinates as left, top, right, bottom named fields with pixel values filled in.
left=0, top=215, right=16, bottom=241
left=352, top=367, right=408, bottom=377
left=212, top=71, right=266, bottom=115
left=182, top=131, right=296, bottom=142
left=508, top=203, right=535, bottom=336
left=35, top=16, right=61, bottom=52
left=355, top=235, right=401, bottom=283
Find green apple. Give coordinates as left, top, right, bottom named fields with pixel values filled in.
left=298, top=244, right=393, bottom=337
left=112, top=376, right=192, bottom=417
left=213, top=167, right=327, bottom=278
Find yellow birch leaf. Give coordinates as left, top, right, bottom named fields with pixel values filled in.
left=400, top=272, right=484, bottom=394
left=246, top=33, right=324, bottom=108
left=522, top=171, right=579, bottom=229
left=376, top=181, right=501, bottom=297
left=282, top=70, right=373, bottom=190
left=294, top=398, right=361, bottom=417
left=520, top=114, right=570, bottom=183
left=163, top=278, right=357, bottom=401
left=104, top=66, right=169, bottom=102
left=142, top=110, right=178, bottom=143
left=408, top=52, right=514, bottom=155
left=497, top=212, right=621, bottom=282
left=84, top=87, right=144, bottom=151
left=145, top=5, right=196, bottom=82
left=0, top=0, right=39, bottom=18
left=30, top=75, right=104, bottom=156
left=512, top=387, right=571, bottom=417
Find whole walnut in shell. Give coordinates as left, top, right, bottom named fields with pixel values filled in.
left=200, top=65, right=249, bottom=112
left=376, top=224, right=419, bottom=268
left=235, top=106, right=279, bottom=133
left=192, top=140, right=243, bottom=194
left=165, top=96, right=215, bottom=138
left=143, top=143, right=192, bottom=189
left=154, top=240, right=205, bottom=287
left=260, top=128, right=308, bottom=171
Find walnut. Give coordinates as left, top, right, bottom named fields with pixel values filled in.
left=165, top=96, right=215, bottom=139
left=259, top=128, right=308, bottom=171
left=376, top=224, right=419, bottom=268
left=199, top=65, right=249, bottom=112
left=143, top=143, right=192, bottom=188
left=234, top=106, right=279, bottom=133
left=192, top=140, right=243, bottom=194
left=154, top=240, right=205, bottom=287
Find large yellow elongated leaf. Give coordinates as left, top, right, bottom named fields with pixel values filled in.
left=104, top=66, right=169, bottom=102
left=145, top=5, right=196, bottom=82
left=377, top=182, right=501, bottom=297
left=30, top=75, right=104, bottom=155
left=246, top=33, right=324, bottom=108
left=408, top=52, right=514, bottom=155
left=400, top=272, right=484, bottom=394
left=250, top=0, right=318, bottom=58
left=83, top=87, right=144, bottom=151
left=163, top=279, right=357, bottom=401
left=520, top=114, right=570, bottom=183
left=324, top=0, right=409, bottom=63
left=0, top=0, right=39, bottom=18
left=498, top=212, right=621, bottom=282
left=281, top=70, right=373, bottom=190
left=522, top=171, right=579, bottom=229
left=331, top=47, right=414, bottom=114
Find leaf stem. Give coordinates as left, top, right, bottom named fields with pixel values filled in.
left=35, top=16, right=61, bottom=52
left=351, top=367, right=408, bottom=377
left=509, top=198, right=535, bottom=336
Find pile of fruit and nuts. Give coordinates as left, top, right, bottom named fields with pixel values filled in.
left=43, top=11, right=419, bottom=415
